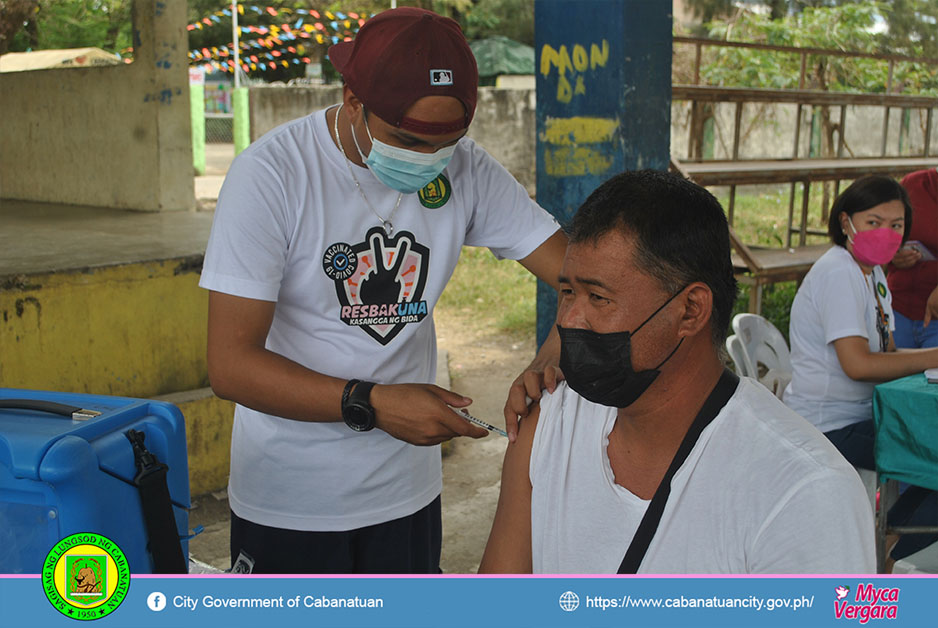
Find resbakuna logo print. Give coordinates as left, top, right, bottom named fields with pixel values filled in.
left=323, top=226, right=430, bottom=345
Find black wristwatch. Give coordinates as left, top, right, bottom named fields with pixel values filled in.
left=341, top=379, right=377, bottom=432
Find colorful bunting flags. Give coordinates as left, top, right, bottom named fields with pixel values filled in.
left=187, top=3, right=369, bottom=75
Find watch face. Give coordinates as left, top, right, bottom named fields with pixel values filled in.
left=346, top=404, right=374, bottom=431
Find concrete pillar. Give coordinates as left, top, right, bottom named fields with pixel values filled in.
left=191, top=79, right=206, bottom=176
left=0, top=0, right=194, bottom=211
left=233, top=87, right=250, bottom=155
left=534, top=0, right=673, bottom=344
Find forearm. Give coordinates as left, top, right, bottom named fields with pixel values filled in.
left=208, top=342, right=347, bottom=423
left=842, top=347, right=938, bottom=382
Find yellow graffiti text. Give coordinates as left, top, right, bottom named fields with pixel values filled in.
left=540, top=40, right=610, bottom=104
left=541, top=116, right=619, bottom=177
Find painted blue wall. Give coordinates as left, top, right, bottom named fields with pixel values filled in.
left=535, top=0, right=673, bottom=345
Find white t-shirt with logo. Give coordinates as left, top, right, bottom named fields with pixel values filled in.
left=199, top=107, right=560, bottom=531
left=530, top=379, right=875, bottom=574
left=783, top=246, right=894, bottom=433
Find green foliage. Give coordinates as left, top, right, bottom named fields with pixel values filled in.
left=8, top=0, right=132, bottom=55
left=880, top=0, right=938, bottom=58
left=683, top=0, right=735, bottom=22
left=438, top=246, right=537, bottom=334
left=715, top=185, right=833, bottom=339
left=459, top=0, right=535, bottom=47
left=699, top=2, right=938, bottom=96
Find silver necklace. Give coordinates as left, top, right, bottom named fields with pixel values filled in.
left=333, top=104, right=402, bottom=236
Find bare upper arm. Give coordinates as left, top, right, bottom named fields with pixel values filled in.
left=832, top=335, right=875, bottom=381
left=518, top=230, right=567, bottom=290
left=206, top=291, right=277, bottom=384
left=478, top=402, right=541, bottom=573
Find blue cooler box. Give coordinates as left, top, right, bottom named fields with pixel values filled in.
left=0, top=389, right=190, bottom=574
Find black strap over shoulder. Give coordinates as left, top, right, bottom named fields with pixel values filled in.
left=617, top=369, right=739, bottom=574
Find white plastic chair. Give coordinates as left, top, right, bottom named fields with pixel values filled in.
left=892, top=542, right=938, bottom=574
left=731, top=313, right=792, bottom=378
left=760, top=368, right=791, bottom=400
left=724, top=334, right=751, bottom=377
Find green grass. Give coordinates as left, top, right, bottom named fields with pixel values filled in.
left=438, top=185, right=834, bottom=339
left=713, top=183, right=835, bottom=248
left=437, top=245, right=537, bottom=334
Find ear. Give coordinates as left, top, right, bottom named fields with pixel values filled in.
left=838, top=211, right=850, bottom=235
left=342, top=86, right=364, bottom=121
left=676, top=282, right=713, bottom=340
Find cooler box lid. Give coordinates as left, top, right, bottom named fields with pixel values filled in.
left=0, top=389, right=188, bottom=508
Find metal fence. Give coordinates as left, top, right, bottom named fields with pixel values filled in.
left=205, top=113, right=233, bottom=143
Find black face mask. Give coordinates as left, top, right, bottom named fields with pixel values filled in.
left=557, top=290, right=685, bottom=409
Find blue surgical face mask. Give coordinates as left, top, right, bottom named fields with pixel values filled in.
left=351, top=109, right=458, bottom=194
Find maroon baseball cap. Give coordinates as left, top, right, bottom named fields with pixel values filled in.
left=328, top=7, right=478, bottom=135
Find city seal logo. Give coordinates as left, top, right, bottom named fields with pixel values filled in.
left=418, top=174, right=452, bottom=209
left=42, top=533, right=129, bottom=621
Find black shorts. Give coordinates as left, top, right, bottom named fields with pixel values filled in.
left=229, top=495, right=442, bottom=574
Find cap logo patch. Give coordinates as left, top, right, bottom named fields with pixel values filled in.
left=430, top=69, right=453, bottom=86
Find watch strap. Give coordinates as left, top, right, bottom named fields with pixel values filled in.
left=349, top=380, right=376, bottom=407
left=342, top=379, right=377, bottom=432
left=341, top=379, right=360, bottom=412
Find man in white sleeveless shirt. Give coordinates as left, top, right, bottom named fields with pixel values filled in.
left=480, top=170, right=875, bottom=574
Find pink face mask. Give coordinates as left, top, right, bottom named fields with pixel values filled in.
left=846, top=216, right=903, bottom=266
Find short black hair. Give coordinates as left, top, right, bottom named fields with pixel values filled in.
left=568, top=169, right=737, bottom=346
left=827, top=175, right=913, bottom=246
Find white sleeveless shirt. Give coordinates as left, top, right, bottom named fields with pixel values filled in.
left=529, top=379, right=875, bottom=574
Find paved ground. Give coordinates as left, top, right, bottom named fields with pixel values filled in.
left=187, top=144, right=527, bottom=574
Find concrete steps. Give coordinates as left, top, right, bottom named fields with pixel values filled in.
left=1, top=199, right=231, bottom=496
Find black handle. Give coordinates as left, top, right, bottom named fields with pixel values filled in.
left=0, top=398, right=101, bottom=420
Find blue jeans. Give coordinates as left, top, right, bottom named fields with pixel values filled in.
left=893, top=310, right=938, bottom=349
left=825, top=421, right=938, bottom=560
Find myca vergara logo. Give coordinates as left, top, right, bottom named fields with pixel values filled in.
left=42, top=533, right=130, bottom=620
left=834, top=583, right=899, bottom=624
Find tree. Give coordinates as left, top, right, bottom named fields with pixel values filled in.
left=458, top=0, right=534, bottom=47
left=699, top=1, right=938, bottom=212
left=880, top=0, right=938, bottom=58
left=4, top=0, right=132, bottom=55
left=0, top=0, right=37, bottom=55
left=683, top=0, right=734, bottom=23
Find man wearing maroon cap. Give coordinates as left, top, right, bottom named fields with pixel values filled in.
left=200, top=7, right=566, bottom=573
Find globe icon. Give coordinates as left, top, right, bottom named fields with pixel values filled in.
left=558, top=590, right=580, bottom=612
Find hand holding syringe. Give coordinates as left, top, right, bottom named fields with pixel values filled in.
left=450, top=406, right=508, bottom=438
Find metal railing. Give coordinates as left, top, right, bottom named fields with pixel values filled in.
left=672, top=37, right=938, bottom=247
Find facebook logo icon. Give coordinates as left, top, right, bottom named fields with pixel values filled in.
left=430, top=69, right=453, bottom=86
left=147, top=591, right=167, bottom=611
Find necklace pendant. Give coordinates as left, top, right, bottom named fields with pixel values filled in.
left=383, top=221, right=394, bottom=236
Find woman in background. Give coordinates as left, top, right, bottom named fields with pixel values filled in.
left=784, top=175, right=938, bottom=568
left=888, top=168, right=938, bottom=349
